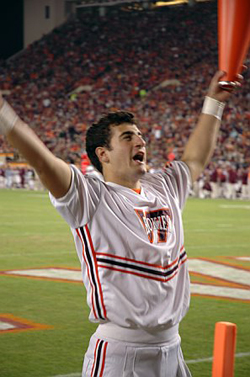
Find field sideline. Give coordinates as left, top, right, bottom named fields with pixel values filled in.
left=0, top=190, right=249, bottom=377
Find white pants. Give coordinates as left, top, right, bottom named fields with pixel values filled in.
left=211, top=182, right=219, bottom=198
left=82, top=328, right=191, bottom=377
left=225, top=183, right=237, bottom=200
left=241, top=185, right=249, bottom=200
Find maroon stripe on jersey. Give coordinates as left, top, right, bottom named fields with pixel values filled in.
left=77, top=227, right=106, bottom=320
left=97, top=249, right=187, bottom=282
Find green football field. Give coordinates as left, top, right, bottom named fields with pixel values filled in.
left=0, top=190, right=249, bottom=377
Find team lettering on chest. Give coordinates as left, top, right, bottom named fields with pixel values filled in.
left=135, top=208, right=172, bottom=244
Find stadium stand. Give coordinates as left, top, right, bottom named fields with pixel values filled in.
left=0, top=1, right=249, bottom=197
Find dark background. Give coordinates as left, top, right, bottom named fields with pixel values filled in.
left=0, top=0, right=24, bottom=59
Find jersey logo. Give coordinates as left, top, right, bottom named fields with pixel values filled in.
left=135, top=208, right=171, bottom=244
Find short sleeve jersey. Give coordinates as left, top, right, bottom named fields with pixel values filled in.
left=50, top=161, right=191, bottom=330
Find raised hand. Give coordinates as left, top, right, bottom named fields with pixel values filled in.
left=207, top=70, right=243, bottom=103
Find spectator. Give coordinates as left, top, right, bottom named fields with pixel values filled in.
left=0, top=2, right=249, bottom=196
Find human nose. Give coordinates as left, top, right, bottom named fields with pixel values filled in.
left=135, top=134, right=146, bottom=147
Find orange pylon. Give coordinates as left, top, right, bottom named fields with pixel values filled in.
left=212, top=322, right=237, bottom=377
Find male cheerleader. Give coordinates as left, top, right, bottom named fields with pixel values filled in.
left=0, top=71, right=242, bottom=376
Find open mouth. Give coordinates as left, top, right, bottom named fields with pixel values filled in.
left=132, top=152, right=144, bottom=163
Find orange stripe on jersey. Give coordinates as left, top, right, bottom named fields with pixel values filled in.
left=97, top=250, right=187, bottom=283
left=91, top=339, right=108, bottom=377
left=99, top=341, right=108, bottom=377
left=77, top=226, right=106, bottom=320
left=76, top=228, right=98, bottom=319
left=96, top=244, right=185, bottom=270
left=97, top=263, right=185, bottom=283
left=85, top=225, right=107, bottom=319
left=91, top=339, right=100, bottom=377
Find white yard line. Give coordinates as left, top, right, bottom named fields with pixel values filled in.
left=216, top=224, right=233, bottom=227
left=186, top=351, right=250, bottom=364
left=1, top=221, right=65, bottom=225
left=186, top=243, right=249, bottom=249
left=52, top=374, right=81, bottom=377
left=236, top=256, right=250, bottom=261
left=1, top=243, right=249, bottom=259
left=187, top=227, right=250, bottom=233
left=220, top=205, right=250, bottom=210
left=0, top=250, right=72, bottom=258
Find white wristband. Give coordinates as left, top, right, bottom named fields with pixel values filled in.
left=0, top=100, right=19, bottom=135
left=202, top=96, right=225, bottom=121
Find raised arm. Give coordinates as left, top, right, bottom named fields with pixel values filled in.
left=181, top=71, right=242, bottom=183
left=0, top=92, right=71, bottom=198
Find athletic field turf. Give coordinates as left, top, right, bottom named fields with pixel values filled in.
left=0, top=189, right=249, bottom=377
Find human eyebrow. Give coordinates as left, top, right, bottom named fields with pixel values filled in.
left=119, top=130, right=143, bottom=139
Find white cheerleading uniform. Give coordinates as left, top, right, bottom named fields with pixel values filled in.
left=50, top=161, right=192, bottom=377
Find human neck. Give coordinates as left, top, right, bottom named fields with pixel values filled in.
left=103, top=172, right=141, bottom=190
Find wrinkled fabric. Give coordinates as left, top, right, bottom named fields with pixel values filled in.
left=82, top=333, right=192, bottom=377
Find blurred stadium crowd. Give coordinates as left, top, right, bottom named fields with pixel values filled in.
left=0, top=1, right=249, bottom=198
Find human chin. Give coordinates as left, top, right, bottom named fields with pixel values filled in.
left=136, top=162, right=147, bottom=175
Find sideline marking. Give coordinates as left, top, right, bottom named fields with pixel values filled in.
left=0, top=314, right=53, bottom=334
left=2, top=267, right=82, bottom=282
left=49, top=352, right=250, bottom=377
left=236, top=256, right=250, bottom=262
left=188, top=259, right=250, bottom=286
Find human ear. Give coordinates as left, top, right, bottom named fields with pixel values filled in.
left=95, top=146, right=110, bottom=164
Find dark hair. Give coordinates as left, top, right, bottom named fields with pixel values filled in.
left=86, top=111, right=136, bottom=173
